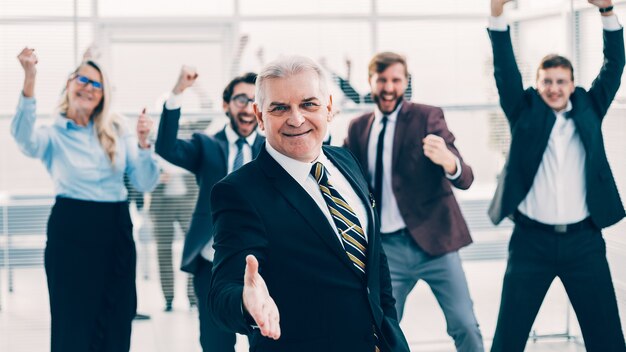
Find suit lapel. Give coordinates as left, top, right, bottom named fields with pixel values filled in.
left=392, top=102, right=411, bottom=171
left=251, top=133, right=265, bottom=158
left=214, top=129, right=229, bottom=168
left=361, top=113, right=376, bottom=172
left=257, top=149, right=363, bottom=278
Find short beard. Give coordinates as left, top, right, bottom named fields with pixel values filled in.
left=373, top=94, right=404, bottom=113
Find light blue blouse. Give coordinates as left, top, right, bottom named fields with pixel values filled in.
left=11, top=94, right=159, bottom=202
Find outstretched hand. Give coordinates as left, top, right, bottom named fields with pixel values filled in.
left=242, top=255, right=280, bottom=340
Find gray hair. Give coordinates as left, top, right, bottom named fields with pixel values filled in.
left=255, top=55, right=330, bottom=109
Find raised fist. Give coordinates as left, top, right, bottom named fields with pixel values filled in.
left=172, top=65, right=198, bottom=95
left=17, top=47, right=38, bottom=76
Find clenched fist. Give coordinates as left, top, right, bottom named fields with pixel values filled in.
left=137, top=108, right=154, bottom=149
left=172, top=65, right=199, bottom=95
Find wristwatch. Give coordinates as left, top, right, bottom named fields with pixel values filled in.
left=599, top=5, right=614, bottom=13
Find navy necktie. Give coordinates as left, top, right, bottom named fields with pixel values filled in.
left=373, top=115, right=388, bottom=212
left=233, top=138, right=247, bottom=171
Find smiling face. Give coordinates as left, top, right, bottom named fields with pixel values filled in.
left=536, top=67, right=575, bottom=111
left=254, top=69, right=332, bottom=163
left=369, top=62, right=408, bottom=114
left=66, top=64, right=104, bottom=115
left=224, top=82, right=257, bottom=137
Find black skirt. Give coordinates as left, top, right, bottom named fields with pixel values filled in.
left=45, top=197, right=136, bottom=352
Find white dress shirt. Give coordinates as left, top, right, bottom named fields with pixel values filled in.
left=224, top=124, right=256, bottom=173
left=367, top=104, right=461, bottom=233
left=266, top=142, right=369, bottom=244
left=516, top=103, right=591, bottom=224
left=489, top=14, right=621, bottom=225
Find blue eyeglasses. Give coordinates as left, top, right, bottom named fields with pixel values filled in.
left=74, top=74, right=103, bottom=90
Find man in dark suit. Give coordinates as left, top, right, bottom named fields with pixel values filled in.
left=488, top=0, right=626, bottom=351
left=155, top=68, right=263, bottom=351
left=208, top=56, right=410, bottom=352
left=345, top=52, right=483, bottom=351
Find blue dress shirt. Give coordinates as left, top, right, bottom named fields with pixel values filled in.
left=11, top=94, right=159, bottom=202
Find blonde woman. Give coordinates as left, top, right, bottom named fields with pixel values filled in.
left=12, top=48, right=159, bottom=352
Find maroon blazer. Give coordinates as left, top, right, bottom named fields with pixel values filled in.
left=345, top=101, right=473, bottom=256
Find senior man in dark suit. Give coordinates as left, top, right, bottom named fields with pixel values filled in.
left=155, top=69, right=263, bottom=351
left=208, top=56, right=410, bottom=352
left=345, top=52, right=483, bottom=351
left=488, top=0, right=626, bottom=351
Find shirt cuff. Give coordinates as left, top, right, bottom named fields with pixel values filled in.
left=19, top=92, right=36, bottom=110
left=445, top=156, right=462, bottom=180
left=165, top=92, right=183, bottom=110
left=489, top=15, right=508, bottom=31
left=602, top=14, right=622, bottom=31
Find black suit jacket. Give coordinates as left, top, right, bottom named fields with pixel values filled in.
left=488, top=28, right=625, bottom=228
left=208, top=146, right=410, bottom=352
left=346, top=101, right=474, bottom=255
left=155, top=106, right=265, bottom=273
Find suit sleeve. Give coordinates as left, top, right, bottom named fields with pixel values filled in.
left=588, top=28, right=625, bottom=120
left=488, top=27, right=525, bottom=126
left=155, top=105, right=202, bottom=173
left=208, top=180, right=268, bottom=334
left=377, top=238, right=397, bottom=321
left=427, top=108, right=473, bottom=190
left=343, top=118, right=358, bottom=152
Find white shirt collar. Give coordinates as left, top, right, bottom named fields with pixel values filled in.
left=224, top=124, right=257, bottom=146
left=374, top=101, right=403, bottom=124
left=265, top=142, right=332, bottom=185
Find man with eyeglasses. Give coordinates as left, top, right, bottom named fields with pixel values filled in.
left=488, top=0, right=625, bottom=351
left=155, top=67, right=263, bottom=352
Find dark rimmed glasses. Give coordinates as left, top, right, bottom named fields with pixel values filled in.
left=231, top=94, right=254, bottom=108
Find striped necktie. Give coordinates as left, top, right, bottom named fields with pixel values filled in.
left=232, top=138, right=247, bottom=171
left=310, top=162, right=367, bottom=279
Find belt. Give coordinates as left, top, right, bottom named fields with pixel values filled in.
left=381, top=228, right=406, bottom=236
left=513, top=211, right=596, bottom=234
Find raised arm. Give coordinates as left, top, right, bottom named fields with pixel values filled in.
left=125, top=109, right=160, bottom=193
left=155, top=65, right=202, bottom=173
left=11, top=48, right=52, bottom=159
left=488, top=0, right=525, bottom=125
left=587, top=0, right=625, bottom=119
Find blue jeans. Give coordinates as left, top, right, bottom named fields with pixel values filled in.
left=382, top=230, right=484, bottom=352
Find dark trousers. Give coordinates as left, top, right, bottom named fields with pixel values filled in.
left=46, top=197, right=137, bottom=352
left=150, top=192, right=195, bottom=306
left=491, top=223, right=626, bottom=352
left=194, top=257, right=238, bottom=352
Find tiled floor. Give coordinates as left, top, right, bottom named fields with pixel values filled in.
left=0, top=246, right=589, bottom=352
